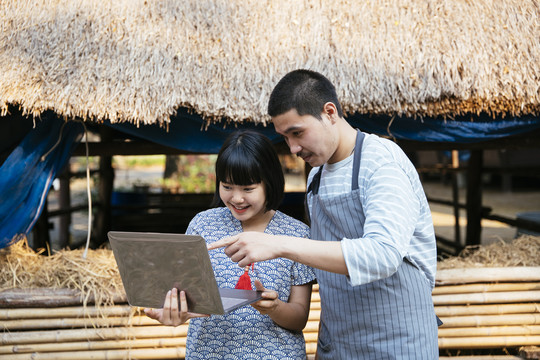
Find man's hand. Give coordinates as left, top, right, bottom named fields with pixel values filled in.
left=208, top=232, right=282, bottom=267
left=144, top=288, right=208, bottom=326
left=250, top=279, right=280, bottom=315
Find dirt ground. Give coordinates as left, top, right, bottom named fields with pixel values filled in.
left=424, top=181, right=540, bottom=247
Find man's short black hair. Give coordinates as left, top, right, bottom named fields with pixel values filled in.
left=211, top=130, right=284, bottom=211
left=268, top=69, right=343, bottom=120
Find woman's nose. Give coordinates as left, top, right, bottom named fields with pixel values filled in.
left=231, top=190, right=244, bottom=202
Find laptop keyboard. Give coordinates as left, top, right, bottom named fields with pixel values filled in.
left=221, top=297, right=248, bottom=309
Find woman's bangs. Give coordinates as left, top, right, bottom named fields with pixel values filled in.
left=218, top=153, right=261, bottom=185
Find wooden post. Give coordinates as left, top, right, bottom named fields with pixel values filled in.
left=451, top=150, right=461, bottom=247
left=32, top=198, right=51, bottom=251
left=92, top=127, right=115, bottom=247
left=58, top=167, right=71, bottom=249
left=465, top=150, right=483, bottom=246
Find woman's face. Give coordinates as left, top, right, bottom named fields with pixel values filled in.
left=219, top=181, right=268, bottom=225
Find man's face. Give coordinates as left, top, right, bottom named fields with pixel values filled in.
left=272, top=109, right=338, bottom=167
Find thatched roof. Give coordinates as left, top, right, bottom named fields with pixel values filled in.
left=1, top=0, right=539, bottom=127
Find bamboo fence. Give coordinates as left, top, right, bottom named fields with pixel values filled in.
left=0, top=287, right=320, bottom=359
left=4, top=269, right=540, bottom=358
left=2, top=237, right=540, bottom=358
left=435, top=267, right=540, bottom=351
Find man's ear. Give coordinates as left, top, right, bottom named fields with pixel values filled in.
left=322, top=102, right=340, bottom=123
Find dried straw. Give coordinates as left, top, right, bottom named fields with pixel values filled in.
left=1, top=0, right=539, bottom=127
left=0, top=237, right=124, bottom=307
left=438, top=235, right=540, bottom=270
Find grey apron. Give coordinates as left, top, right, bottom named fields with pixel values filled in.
left=308, top=130, right=439, bottom=359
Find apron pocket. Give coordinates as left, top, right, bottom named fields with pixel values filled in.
left=317, top=321, right=332, bottom=353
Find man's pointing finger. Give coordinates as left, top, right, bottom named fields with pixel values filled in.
left=207, top=235, right=238, bottom=250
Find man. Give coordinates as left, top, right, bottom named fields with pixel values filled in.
left=209, top=69, right=439, bottom=359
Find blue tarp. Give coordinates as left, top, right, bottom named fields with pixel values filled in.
left=1, top=108, right=539, bottom=249
left=0, top=116, right=84, bottom=248
left=108, top=109, right=540, bottom=153
left=106, top=109, right=282, bottom=154
left=350, top=113, right=540, bottom=143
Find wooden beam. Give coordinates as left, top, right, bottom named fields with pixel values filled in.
left=72, top=140, right=292, bottom=157
left=465, top=150, right=483, bottom=246
left=72, top=141, right=196, bottom=156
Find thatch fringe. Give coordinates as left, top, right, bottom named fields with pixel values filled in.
left=1, top=0, right=539, bottom=126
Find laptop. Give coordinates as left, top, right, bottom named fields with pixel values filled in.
left=107, top=231, right=263, bottom=315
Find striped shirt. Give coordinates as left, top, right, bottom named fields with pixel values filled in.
left=307, top=132, right=437, bottom=289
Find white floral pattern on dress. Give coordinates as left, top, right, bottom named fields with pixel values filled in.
left=185, top=207, right=315, bottom=360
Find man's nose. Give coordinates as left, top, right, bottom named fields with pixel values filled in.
left=288, top=141, right=302, bottom=155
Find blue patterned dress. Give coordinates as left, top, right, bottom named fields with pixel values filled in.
left=185, top=207, right=315, bottom=360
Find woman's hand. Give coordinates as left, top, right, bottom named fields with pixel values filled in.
left=144, top=288, right=208, bottom=326
left=250, top=279, right=280, bottom=315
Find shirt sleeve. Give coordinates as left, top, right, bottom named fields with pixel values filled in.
left=280, top=214, right=317, bottom=286
left=185, top=212, right=202, bottom=235
left=291, top=261, right=316, bottom=286
left=341, top=162, right=420, bottom=286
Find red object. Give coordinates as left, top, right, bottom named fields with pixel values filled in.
left=235, top=264, right=253, bottom=290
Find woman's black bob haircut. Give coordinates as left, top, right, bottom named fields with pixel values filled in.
left=211, top=130, right=285, bottom=211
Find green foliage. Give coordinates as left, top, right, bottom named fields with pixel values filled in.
left=114, top=155, right=166, bottom=168
left=161, top=155, right=217, bottom=193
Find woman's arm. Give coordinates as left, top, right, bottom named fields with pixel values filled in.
left=250, top=280, right=312, bottom=332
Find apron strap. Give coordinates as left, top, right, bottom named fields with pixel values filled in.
left=305, top=130, right=365, bottom=222
left=351, top=130, right=365, bottom=191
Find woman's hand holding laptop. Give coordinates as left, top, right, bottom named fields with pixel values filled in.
left=144, top=288, right=208, bottom=326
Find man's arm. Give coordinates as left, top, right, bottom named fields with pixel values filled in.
left=208, top=232, right=349, bottom=275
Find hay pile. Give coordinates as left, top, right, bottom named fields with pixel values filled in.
left=0, top=237, right=124, bottom=306
left=438, top=235, right=540, bottom=270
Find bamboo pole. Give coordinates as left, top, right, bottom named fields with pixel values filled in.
left=306, top=342, right=317, bottom=355
left=0, top=337, right=186, bottom=355
left=308, top=310, right=321, bottom=321
left=1, top=325, right=188, bottom=345
left=433, top=291, right=540, bottom=305
left=1, top=315, right=161, bottom=331
left=1, top=347, right=186, bottom=360
left=438, top=335, right=540, bottom=349
left=439, top=313, right=540, bottom=328
left=0, top=305, right=135, bottom=320
left=435, top=267, right=540, bottom=285
left=433, top=282, right=540, bottom=295
left=303, top=332, right=318, bottom=342
left=435, top=303, right=540, bottom=317
left=0, top=288, right=126, bottom=308
left=303, top=321, right=320, bottom=333
left=438, top=325, right=540, bottom=337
